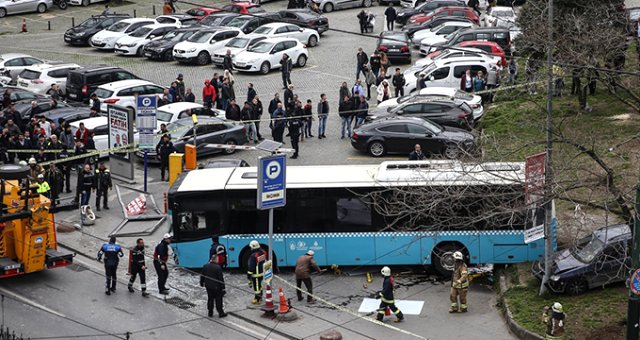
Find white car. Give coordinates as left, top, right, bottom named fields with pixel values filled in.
left=155, top=14, right=199, bottom=27
left=481, top=6, right=517, bottom=28
left=70, top=117, right=139, bottom=157
left=0, top=53, right=45, bottom=83
left=173, top=28, right=244, bottom=65
left=251, top=23, right=320, bottom=47
left=16, top=63, right=80, bottom=95
left=233, top=37, right=308, bottom=74
left=378, top=87, right=484, bottom=121
left=90, top=18, right=156, bottom=50
left=211, top=35, right=269, bottom=67
left=94, top=79, right=166, bottom=113
left=0, top=0, right=52, bottom=17
left=412, top=21, right=475, bottom=45
left=114, top=24, right=178, bottom=56
left=69, top=0, right=105, bottom=6
left=156, top=102, right=225, bottom=128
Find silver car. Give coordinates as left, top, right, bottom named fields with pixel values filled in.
left=0, top=0, right=53, bottom=17
left=0, top=53, right=45, bottom=84
left=312, top=0, right=372, bottom=13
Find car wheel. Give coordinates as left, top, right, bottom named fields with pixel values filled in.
left=197, top=51, right=210, bottom=65
left=565, top=278, right=588, bottom=295
left=0, top=8, right=6, bottom=18
left=223, top=140, right=237, bottom=155
left=443, top=143, right=461, bottom=159
left=162, top=50, right=173, bottom=61
left=296, top=54, right=307, bottom=67
left=323, top=2, right=334, bottom=13
left=368, top=141, right=385, bottom=157
left=363, top=0, right=372, bottom=7
left=81, top=0, right=89, bottom=6
left=57, top=0, right=68, bottom=10
left=307, top=35, right=318, bottom=47
left=259, top=61, right=270, bottom=74
left=432, top=243, right=466, bottom=277
left=37, top=3, right=46, bottom=13
left=136, top=46, right=144, bottom=57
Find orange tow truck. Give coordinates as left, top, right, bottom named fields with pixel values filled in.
left=0, top=165, right=73, bottom=278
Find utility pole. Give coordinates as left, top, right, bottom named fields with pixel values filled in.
left=540, top=0, right=554, bottom=296
left=626, top=186, right=640, bottom=340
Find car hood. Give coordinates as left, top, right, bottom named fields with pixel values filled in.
left=175, top=41, right=208, bottom=50
left=440, top=125, right=474, bottom=141
left=93, top=30, right=126, bottom=40
left=397, top=8, right=417, bottom=17
left=377, top=98, right=400, bottom=109
left=234, top=51, right=266, bottom=63
left=116, top=35, right=146, bottom=45
left=420, top=35, right=447, bottom=46
left=550, top=248, right=585, bottom=274
left=66, top=26, right=92, bottom=34
left=146, top=39, right=177, bottom=49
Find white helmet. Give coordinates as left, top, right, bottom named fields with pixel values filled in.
left=552, top=302, right=563, bottom=313
left=306, top=250, right=314, bottom=256
left=249, top=240, right=260, bottom=250
left=453, top=251, right=464, bottom=260
left=28, top=157, right=36, bottom=165
left=381, top=266, right=391, bottom=276
left=37, top=174, right=44, bottom=179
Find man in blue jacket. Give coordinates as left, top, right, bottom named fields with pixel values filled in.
left=97, top=236, right=124, bottom=295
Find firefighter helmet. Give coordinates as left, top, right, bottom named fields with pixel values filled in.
left=552, top=302, right=563, bottom=313
left=249, top=240, right=260, bottom=250
left=453, top=251, right=464, bottom=260
left=381, top=266, right=391, bottom=276
left=28, top=157, right=36, bottom=165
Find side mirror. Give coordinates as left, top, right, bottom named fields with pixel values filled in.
left=429, top=75, right=435, bottom=81
left=299, top=28, right=304, bottom=32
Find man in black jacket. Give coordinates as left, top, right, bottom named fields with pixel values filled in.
left=392, top=68, right=406, bottom=97
left=225, top=99, right=241, bottom=122
left=355, top=48, right=369, bottom=80
left=94, top=162, right=112, bottom=211
left=284, top=85, right=294, bottom=112
left=128, top=238, right=149, bottom=297
left=251, top=97, right=264, bottom=141
left=222, top=50, right=234, bottom=74
left=280, top=54, right=293, bottom=89
left=155, top=134, right=175, bottom=182
left=201, top=254, right=227, bottom=318
left=384, top=3, right=397, bottom=31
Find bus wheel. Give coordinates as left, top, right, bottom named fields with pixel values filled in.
left=431, top=242, right=467, bottom=277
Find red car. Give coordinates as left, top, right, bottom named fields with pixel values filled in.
left=408, top=6, right=480, bottom=25
left=186, top=7, right=217, bottom=21
left=457, top=40, right=507, bottom=66
left=210, top=2, right=266, bottom=15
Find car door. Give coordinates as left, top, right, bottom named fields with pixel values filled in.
left=395, top=103, right=423, bottom=119
left=117, top=85, right=146, bottom=109
left=591, top=240, right=630, bottom=287
left=199, top=124, right=229, bottom=154
left=144, top=85, right=164, bottom=96
left=406, top=123, right=440, bottom=154
left=269, top=42, right=287, bottom=68
left=285, top=25, right=306, bottom=42
left=376, top=124, right=410, bottom=153
left=4, top=58, right=28, bottom=80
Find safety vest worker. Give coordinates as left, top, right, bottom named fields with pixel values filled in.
left=450, top=251, right=469, bottom=313
left=247, top=240, right=266, bottom=304
left=35, top=174, right=51, bottom=198
left=376, top=266, right=404, bottom=323
left=542, top=302, right=565, bottom=339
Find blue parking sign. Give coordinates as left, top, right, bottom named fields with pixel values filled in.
left=257, top=154, right=286, bottom=210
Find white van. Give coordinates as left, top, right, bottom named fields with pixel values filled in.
left=403, top=57, right=493, bottom=94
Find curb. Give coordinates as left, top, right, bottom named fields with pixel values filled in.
left=498, top=272, right=544, bottom=340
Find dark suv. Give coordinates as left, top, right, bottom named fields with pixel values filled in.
left=66, top=66, right=139, bottom=103
left=64, top=14, right=131, bottom=46
left=395, top=0, right=466, bottom=26
left=224, top=13, right=280, bottom=34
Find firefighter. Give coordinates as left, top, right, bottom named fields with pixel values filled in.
left=28, top=157, right=44, bottom=182
left=95, top=162, right=112, bottom=211
left=542, top=302, right=565, bottom=339
left=450, top=251, right=469, bottom=313
left=97, top=236, right=124, bottom=295
left=35, top=174, right=51, bottom=198
left=128, top=238, right=149, bottom=297
left=376, top=266, right=404, bottom=323
left=209, top=236, right=227, bottom=268
left=153, top=233, right=172, bottom=295
left=247, top=240, right=266, bottom=304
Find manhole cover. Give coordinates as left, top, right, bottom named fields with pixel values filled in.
left=165, top=297, right=196, bottom=310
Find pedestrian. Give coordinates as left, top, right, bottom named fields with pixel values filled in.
left=223, top=49, right=234, bottom=74
left=449, top=251, right=469, bottom=313
left=221, top=74, right=235, bottom=110
left=460, top=68, right=473, bottom=93
left=467, top=0, right=480, bottom=16
left=163, top=1, right=173, bottom=14
left=552, top=65, right=564, bottom=97
left=2, top=89, right=11, bottom=110
left=303, top=99, right=313, bottom=139
left=486, top=63, right=500, bottom=103
left=508, top=58, right=517, bottom=85
left=271, top=102, right=286, bottom=143
left=409, top=144, right=425, bottom=160
left=376, top=79, right=390, bottom=104
left=44, top=163, right=63, bottom=206
left=473, top=70, right=487, bottom=101
left=369, top=50, right=381, bottom=78
left=241, top=101, right=257, bottom=143
left=175, top=74, right=186, bottom=102
left=355, top=95, right=368, bottom=128
left=355, top=48, right=369, bottom=80
left=296, top=0, right=305, bottom=9
left=542, top=303, right=565, bottom=340
left=352, top=79, right=365, bottom=98
left=46, top=84, right=64, bottom=101
left=376, top=266, right=404, bottom=322
left=201, top=254, right=228, bottom=318
left=384, top=3, right=397, bottom=31
left=357, top=10, right=369, bottom=33
left=287, top=0, right=297, bottom=9
left=247, top=240, right=266, bottom=304
left=209, top=236, right=228, bottom=268
left=339, top=81, right=351, bottom=104
left=59, top=146, right=72, bottom=193
left=90, top=93, right=101, bottom=113
left=251, top=97, right=264, bottom=140
left=153, top=233, right=172, bottom=295
left=97, top=236, right=124, bottom=296
left=102, top=4, right=113, bottom=14
left=202, top=79, right=217, bottom=108
left=380, top=52, right=390, bottom=76
left=155, top=134, right=175, bottom=182
left=79, top=163, right=95, bottom=207
left=295, top=250, right=321, bottom=303
left=35, top=174, right=51, bottom=198
left=75, top=122, right=90, bottom=145
left=225, top=99, right=241, bottom=121
left=247, top=83, right=257, bottom=102
left=284, top=84, right=295, bottom=112
left=317, top=93, right=329, bottom=139
left=288, top=107, right=302, bottom=159
left=363, top=65, right=375, bottom=100
left=128, top=238, right=150, bottom=297
left=280, top=54, right=293, bottom=89
left=392, top=68, right=405, bottom=97
left=416, top=73, right=428, bottom=91
left=94, top=162, right=112, bottom=211
left=339, top=95, right=353, bottom=139
left=184, top=88, right=196, bottom=102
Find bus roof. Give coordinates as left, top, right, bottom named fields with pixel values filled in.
left=174, top=160, right=525, bottom=193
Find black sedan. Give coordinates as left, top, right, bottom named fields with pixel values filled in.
left=377, top=31, right=411, bottom=64
left=43, top=107, right=93, bottom=125
left=198, top=13, right=241, bottom=27
left=403, top=16, right=475, bottom=36
left=277, top=9, right=330, bottom=35
left=532, top=224, right=631, bottom=295
left=63, top=14, right=131, bottom=46
left=14, top=99, right=73, bottom=124
left=351, top=116, right=476, bottom=158
left=143, top=27, right=200, bottom=61
left=367, top=97, right=474, bottom=130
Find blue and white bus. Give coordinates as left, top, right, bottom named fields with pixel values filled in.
left=168, top=160, right=554, bottom=274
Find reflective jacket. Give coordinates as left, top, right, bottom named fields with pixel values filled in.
left=378, top=276, right=395, bottom=303
left=451, top=262, right=469, bottom=289
left=35, top=180, right=50, bottom=194
left=247, top=248, right=266, bottom=278
left=129, top=245, right=146, bottom=273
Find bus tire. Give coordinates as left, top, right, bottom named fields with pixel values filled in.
left=431, top=242, right=467, bottom=277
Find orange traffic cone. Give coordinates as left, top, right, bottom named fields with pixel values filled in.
left=21, top=19, right=27, bottom=33
left=385, top=307, right=391, bottom=316
left=278, top=287, right=289, bottom=314
left=260, top=285, right=277, bottom=315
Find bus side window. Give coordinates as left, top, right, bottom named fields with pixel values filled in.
left=325, top=188, right=374, bottom=232
left=290, top=188, right=327, bottom=233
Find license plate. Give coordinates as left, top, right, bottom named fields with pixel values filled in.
left=68, top=93, right=77, bottom=98
left=235, top=62, right=245, bottom=67
left=389, top=49, right=399, bottom=52
left=212, top=57, right=223, bottom=63
left=144, top=52, right=152, bottom=57
left=18, top=82, right=28, bottom=87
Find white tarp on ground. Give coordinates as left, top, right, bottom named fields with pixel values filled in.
left=358, top=298, right=424, bottom=315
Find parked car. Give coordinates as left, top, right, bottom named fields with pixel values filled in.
left=0, top=0, right=52, bottom=18
left=94, top=79, right=165, bottom=113
left=66, top=66, right=139, bottom=103
left=14, top=99, right=73, bottom=124
left=223, top=13, right=280, bottom=34
left=376, top=31, right=411, bottom=63
left=42, top=106, right=94, bottom=125
left=403, top=57, right=492, bottom=93
left=198, top=13, right=241, bottom=27
left=156, top=102, right=223, bottom=128
left=407, top=6, right=479, bottom=26
left=186, top=7, right=217, bottom=20
left=532, top=224, right=631, bottom=295
left=214, top=2, right=266, bottom=14
left=429, top=27, right=513, bottom=55
left=422, top=46, right=500, bottom=63
left=481, top=6, right=516, bottom=28
left=233, top=38, right=308, bottom=74
left=377, top=87, right=484, bottom=121
left=395, top=0, right=466, bottom=25
left=403, top=16, right=476, bottom=36
left=0, top=53, right=45, bottom=83
left=456, top=40, right=507, bottom=66
left=69, top=0, right=109, bottom=6
left=276, top=9, right=330, bottom=35
left=114, top=24, right=179, bottom=56
left=367, top=96, right=474, bottom=129
left=311, top=0, right=372, bottom=13
left=351, top=116, right=476, bottom=158
left=173, top=28, right=244, bottom=65
left=251, top=23, right=320, bottom=47
left=2, top=86, right=49, bottom=103
left=90, top=18, right=156, bottom=50
left=143, top=27, right=200, bottom=61
left=16, top=63, right=81, bottom=95
left=155, top=14, right=199, bottom=27
left=411, top=21, right=475, bottom=45
left=211, top=35, right=269, bottom=67
left=64, top=14, right=131, bottom=46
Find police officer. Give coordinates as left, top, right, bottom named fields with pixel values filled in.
left=156, top=134, right=175, bottom=182
left=247, top=240, right=266, bottom=304
left=154, top=233, right=172, bottom=295
left=288, top=105, right=302, bottom=159
left=542, top=302, right=565, bottom=339
left=95, top=162, right=112, bottom=211
left=97, top=236, right=124, bottom=295
left=450, top=251, right=469, bottom=313
left=376, top=266, right=404, bottom=323
left=200, top=254, right=227, bottom=318
left=128, top=238, right=149, bottom=297
left=209, top=236, right=227, bottom=268
left=35, top=174, right=51, bottom=198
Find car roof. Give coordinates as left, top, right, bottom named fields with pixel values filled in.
left=158, top=14, right=195, bottom=19
left=433, top=56, right=493, bottom=65
left=97, top=79, right=154, bottom=90
left=0, top=53, right=34, bottom=59
left=369, top=116, right=428, bottom=125
left=440, top=21, right=475, bottom=27
left=70, top=116, right=108, bottom=129
left=459, top=26, right=510, bottom=33
left=419, top=87, right=457, bottom=96
left=593, top=224, right=631, bottom=242
left=23, top=63, right=80, bottom=71
left=228, top=1, right=260, bottom=6
left=158, top=102, right=204, bottom=113
left=91, top=13, right=130, bottom=18
left=119, top=18, right=156, bottom=24
left=70, top=65, right=125, bottom=73
left=259, top=22, right=300, bottom=29
left=137, top=23, right=178, bottom=29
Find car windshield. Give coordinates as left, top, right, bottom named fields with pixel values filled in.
left=422, top=119, right=443, bottom=133
left=107, top=21, right=129, bottom=32
left=247, top=42, right=273, bottom=53
left=188, top=32, right=214, bottom=43
left=227, top=17, right=251, bottom=27
left=155, top=17, right=176, bottom=24
left=130, top=27, right=153, bottom=37
left=156, top=109, right=175, bottom=122
left=79, top=18, right=101, bottom=27
left=168, top=120, right=196, bottom=138
left=253, top=26, right=273, bottom=34
left=226, top=37, right=249, bottom=48
left=493, top=10, right=514, bottom=17
left=572, top=235, right=605, bottom=263
left=94, top=88, right=114, bottom=99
